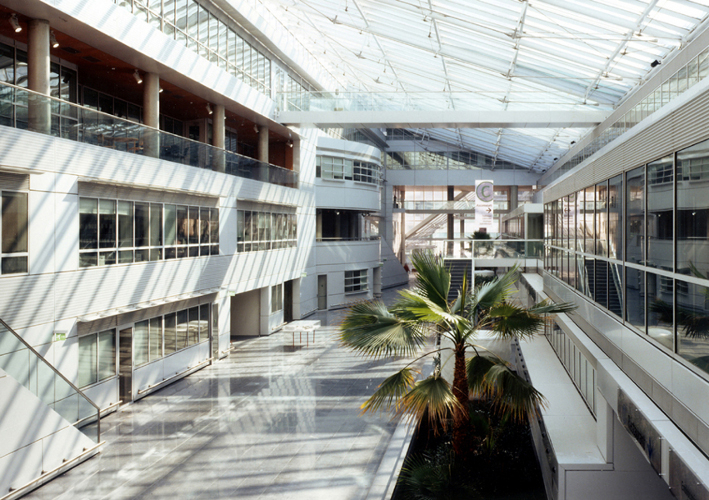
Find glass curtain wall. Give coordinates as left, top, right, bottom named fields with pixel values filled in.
left=545, top=137, right=709, bottom=379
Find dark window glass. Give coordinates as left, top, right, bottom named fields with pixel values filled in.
left=135, top=202, right=150, bottom=247
left=79, top=198, right=98, bottom=250
left=2, top=191, right=28, bottom=254
left=99, top=200, right=116, bottom=249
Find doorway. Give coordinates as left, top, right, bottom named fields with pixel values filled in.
left=284, top=280, right=294, bottom=322
left=318, top=275, right=327, bottom=310
left=118, top=327, right=133, bottom=404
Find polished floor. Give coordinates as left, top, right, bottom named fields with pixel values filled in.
left=25, top=286, right=413, bottom=500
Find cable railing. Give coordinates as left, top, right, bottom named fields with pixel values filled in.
left=0, top=80, right=297, bottom=188
left=0, top=318, right=100, bottom=442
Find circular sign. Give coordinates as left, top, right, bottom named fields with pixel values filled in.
left=476, top=181, right=494, bottom=202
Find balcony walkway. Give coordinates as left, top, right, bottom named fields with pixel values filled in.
left=24, top=285, right=413, bottom=500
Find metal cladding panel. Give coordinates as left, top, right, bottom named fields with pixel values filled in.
left=0, top=172, right=29, bottom=191
left=0, top=274, right=55, bottom=328
left=548, top=89, right=709, bottom=201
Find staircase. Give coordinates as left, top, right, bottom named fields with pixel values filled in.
left=584, top=260, right=622, bottom=316
left=445, top=259, right=471, bottom=302
left=0, top=319, right=102, bottom=499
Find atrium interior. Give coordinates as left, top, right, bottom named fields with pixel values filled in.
left=1, top=0, right=709, bottom=499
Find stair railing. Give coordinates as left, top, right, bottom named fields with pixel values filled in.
left=0, top=318, right=100, bottom=442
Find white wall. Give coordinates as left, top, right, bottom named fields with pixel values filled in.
left=315, top=240, right=380, bottom=309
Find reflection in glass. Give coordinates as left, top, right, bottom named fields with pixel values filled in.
left=677, top=139, right=709, bottom=278
left=596, top=181, right=608, bottom=257
left=583, top=186, right=595, bottom=253
left=134, top=320, right=149, bottom=366
left=608, top=263, right=623, bottom=318
left=625, top=268, right=645, bottom=331
left=626, top=166, right=645, bottom=264
left=647, top=272, right=674, bottom=350
left=164, top=313, right=177, bottom=355
left=677, top=280, right=709, bottom=374
left=647, top=156, right=673, bottom=269
left=608, top=174, right=622, bottom=259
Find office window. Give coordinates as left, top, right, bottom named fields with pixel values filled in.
left=677, top=138, right=709, bottom=278
left=677, top=280, right=709, bottom=374
left=128, top=304, right=211, bottom=369
left=271, top=284, right=283, bottom=313
left=626, top=166, right=645, bottom=264
left=78, top=329, right=116, bottom=388
left=80, top=197, right=218, bottom=266
left=1, top=190, right=28, bottom=274
left=237, top=209, right=296, bottom=252
left=595, top=181, right=608, bottom=257
left=608, top=174, right=622, bottom=260
left=647, top=156, right=673, bottom=269
left=345, top=269, right=368, bottom=293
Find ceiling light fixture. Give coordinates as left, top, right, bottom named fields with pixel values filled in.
left=650, top=59, right=661, bottom=68
left=9, top=14, right=21, bottom=33
left=254, top=124, right=259, bottom=133
left=133, top=70, right=143, bottom=84
left=206, top=103, right=213, bottom=114
left=287, top=140, right=293, bottom=148
left=50, top=31, right=59, bottom=48
left=159, top=87, right=164, bottom=93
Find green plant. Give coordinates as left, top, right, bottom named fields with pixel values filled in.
left=339, top=251, right=575, bottom=456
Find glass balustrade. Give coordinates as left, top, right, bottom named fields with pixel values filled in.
left=278, top=91, right=598, bottom=113
left=405, top=239, right=543, bottom=260
left=0, top=81, right=297, bottom=188
left=0, top=319, right=100, bottom=442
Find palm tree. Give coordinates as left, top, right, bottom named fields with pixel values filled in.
left=340, top=251, right=575, bottom=456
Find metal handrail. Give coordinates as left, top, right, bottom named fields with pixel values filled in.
left=0, top=80, right=297, bottom=188
left=0, top=318, right=100, bottom=442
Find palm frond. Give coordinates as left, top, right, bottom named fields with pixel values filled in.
left=527, top=299, right=577, bottom=316
left=394, top=290, right=465, bottom=327
left=410, top=251, right=450, bottom=309
left=340, top=301, right=428, bottom=357
left=480, top=364, right=547, bottom=421
left=400, top=374, right=460, bottom=427
left=471, top=265, right=519, bottom=310
left=362, top=368, right=417, bottom=414
left=466, top=354, right=497, bottom=393
left=486, top=303, right=546, bottom=340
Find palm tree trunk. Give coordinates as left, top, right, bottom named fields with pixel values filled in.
left=451, top=344, right=470, bottom=456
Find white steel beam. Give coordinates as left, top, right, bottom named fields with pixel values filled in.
left=277, top=109, right=610, bottom=128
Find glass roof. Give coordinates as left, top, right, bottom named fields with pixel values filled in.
left=260, top=0, right=709, bottom=171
